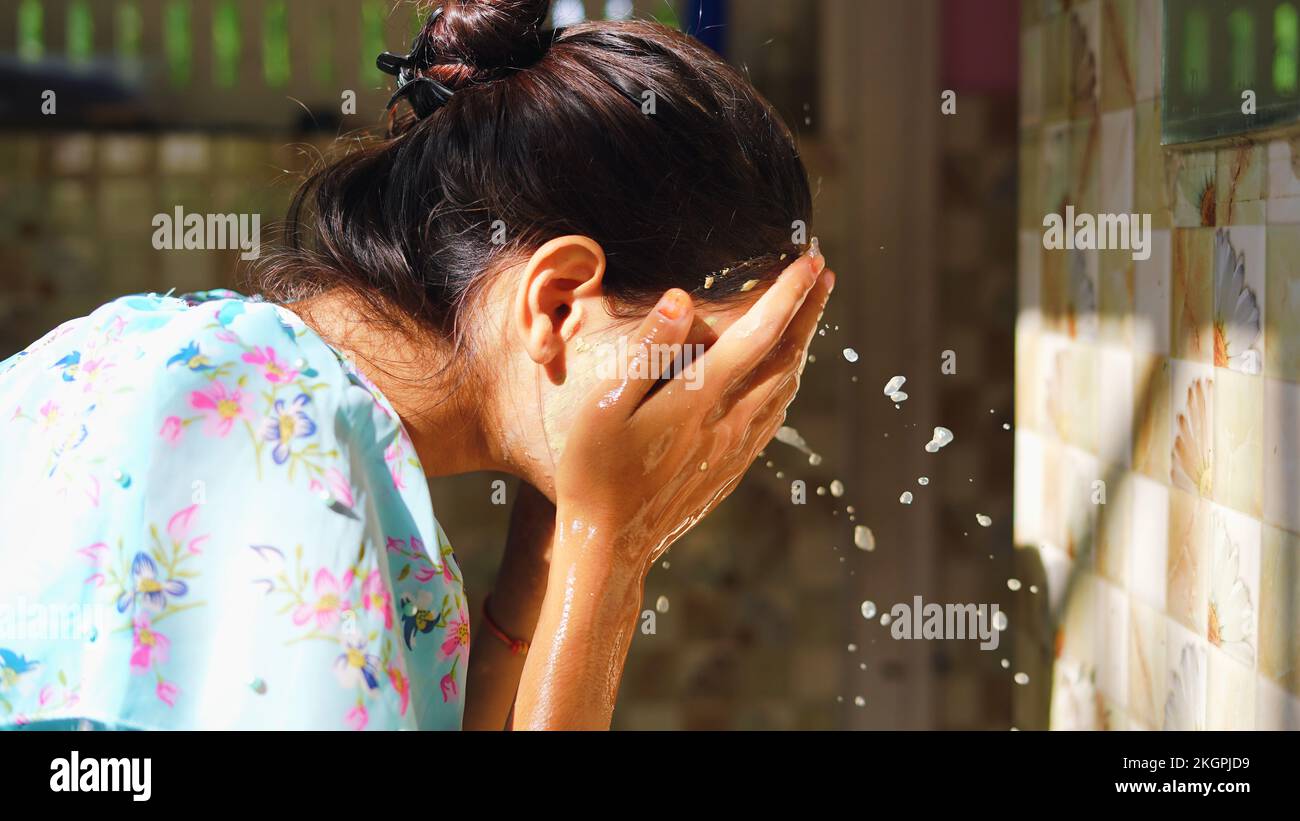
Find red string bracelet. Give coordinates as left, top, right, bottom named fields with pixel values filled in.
left=482, top=594, right=529, bottom=656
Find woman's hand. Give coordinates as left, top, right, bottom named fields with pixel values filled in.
left=511, top=247, right=833, bottom=729
left=555, top=246, right=834, bottom=569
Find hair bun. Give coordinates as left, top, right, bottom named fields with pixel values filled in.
left=427, top=0, right=553, bottom=83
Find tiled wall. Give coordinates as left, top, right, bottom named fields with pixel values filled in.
left=1017, top=0, right=1300, bottom=730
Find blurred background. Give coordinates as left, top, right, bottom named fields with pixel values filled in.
left=3, top=0, right=1294, bottom=731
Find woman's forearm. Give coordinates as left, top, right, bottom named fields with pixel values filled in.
left=511, top=512, right=646, bottom=730
left=464, top=484, right=554, bottom=730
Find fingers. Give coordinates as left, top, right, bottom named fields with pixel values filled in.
left=586, top=288, right=695, bottom=421
left=729, top=267, right=835, bottom=419
left=702, top=249, right=827, bottom=398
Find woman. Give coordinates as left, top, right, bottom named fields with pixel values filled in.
left=0, top=0, right=832, bottom=730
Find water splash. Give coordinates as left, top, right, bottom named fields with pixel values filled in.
left=899, top=491, right=913, bottom=504
left=976, top=513, right=992, bottom=527
left=853, top=525, right=874, bottom=551
left=843, top=348, right=859, bottom=363
left=860, top=600, right=877, bottom=620
left=655, top=595, right=670, bottom=613
left=883, top=375, right=906, bottom=395
left=1006, top=578, right=1021, bottom=591
left=830, top=479, right=845, bottom=497
left=924, top=426, right=954, bottom=453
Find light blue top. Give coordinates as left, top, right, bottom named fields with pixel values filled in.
left=0, top=291, right=468, bottom=730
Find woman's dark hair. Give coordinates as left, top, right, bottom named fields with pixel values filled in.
left=257, top=0, right=812, bottom=363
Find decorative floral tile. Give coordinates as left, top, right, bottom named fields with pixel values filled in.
left=1170, top=359, right=1214, bottom=496
left=1167, top=487, right=1210, bottom=633
left=1134, top=0, right=1162, bottom=103
left=1172, top=150, right=1217, bottom=228
left=1097, top=345, right=1134, bottom=467
left=1216, top=146, right=1266, bottom=225
left=1068, top=2, right=1101, bottom=122
left=1265, top=224, right=1300, bottom=382
left=1213, top=226, right=1265, bottom=375
left=1135, top=99, right=1173, bottom=228
left=1132, top=353, right=1170, bottom=480
left=1099, top=247, right=1135, bottom=347
left=1263, top=378, right=1300, bottom=534
left=1129, top=474, right=1169, bottom=610
left=1171, top=228, right=1215, bottom=365
left=1099, top=0, right=1136, bottom=113
left=1212, top=367, right=1264, bottom=518
left=1258, top=523, right=1300, bottom=696
left=1133, top=229, right=1170, bottom=354
left=1162, top=619, right=1207, bottom=729
left=1205, top=643, right=1256, bottom=729
left=1014, top=431, right=1047, bottom=546
left=1127, top=595, right=1167, bottom=726
left=1100, top=108, right=1135, bottom=216
left=1205, top=502, right=1261, bottom=667
left=1096, top=471, right=1132, bottom=586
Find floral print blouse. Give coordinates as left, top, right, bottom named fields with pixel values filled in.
left=0, top=291, right=468, bottom=730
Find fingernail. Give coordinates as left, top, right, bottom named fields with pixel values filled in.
left=658, top=289, right=687, bottom=320
left=806, top=236, right=821, bottom=259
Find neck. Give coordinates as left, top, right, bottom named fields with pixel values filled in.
left=289, top=288, right=551, bottom=491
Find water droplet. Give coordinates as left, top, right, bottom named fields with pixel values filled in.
left=1029, top=584, right=1038, bottom=594
left=890, top=391, right=908, bottom=403
left=992, top=611, right=1009, bottom=631
left=846, top=505, right=855, bottom=514
left=830, top=479, right=845, bottom=497
left=1006, top=578, right=1021, bottom=591
left=843, top=347, right=859, bottom=363
left=880, top=613, right=892, bottom=626
left=853, top=525, right=875, bottom=551
left=917, top=477, right=929, bottom=486
left=1000, top=658, right=1010, bottom=669
left=882, top=375, right=906, bottom=396
left=925, top=426, right=954, bottom=452
left=976, top=514, right=992, bottom=527
left=112, top=469, right=131, bottom=488
left=1002, top=423, right=1011, bottom=430
left=899, top=491, right=913, bottom=504
left=661, top=561, right=671, bottom=569
left=249, top=677, right=268, bottom=695
left=698, top=461, right=708, bottom=471
left=860, top=600, right=877, bottom=620
left=1013, top=672, right=1029, bottom=686
left=808, top=452, right=823, bottom=466
left=740, top=279, right=760, bottom=292
left=816, top=486, right=826, bottom=496
left=854, top=696, right=866, bottom=707
left=847, top=643, right=857, bottom=652
left=655, top=595, right=670, bottom=613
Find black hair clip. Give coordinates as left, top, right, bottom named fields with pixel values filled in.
left=377, top=6, right=456, bottom=119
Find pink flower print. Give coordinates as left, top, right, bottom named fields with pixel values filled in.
left=440, top=606, right=471, bottom=664
left=360, top=571, right=393, bottom=629
left=167, top=505, right=208, bottom=555
left=440, top=672, right=458, bottom=703
left=241, top=346, right=299, bottom=384
left=387, top=661, right=410, bottom=717
left=293, top=568, right=352, bottom=631
left=159, top=415, right=184, bottom=444
left=130, top=615, right=170, bottom=672
left=345, top=703, right=368, bottom=731
left=156, top=679, right=180, bottom=707
left=189, top=381, right=251, bottom=437
left=37, top=400, right=59, bottom=432
left=384, top=439, right=407, bottom=490
left=309, top=467, right=355, bottom=509
left=78, top=357, right=111, bottom=393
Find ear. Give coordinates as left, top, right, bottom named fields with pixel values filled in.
left=514, top=235, right=606, bottom=385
